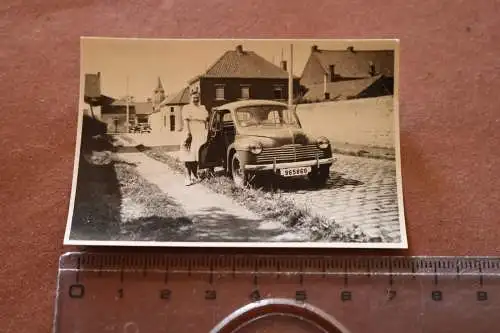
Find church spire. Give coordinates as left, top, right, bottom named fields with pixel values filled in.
left=153, top=76, right=165, bottom=105
left=155, top=77, right=164, bottom=93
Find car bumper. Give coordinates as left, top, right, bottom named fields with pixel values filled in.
left=244, top=157, right=335, bottom=171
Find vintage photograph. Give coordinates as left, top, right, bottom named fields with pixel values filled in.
left=64, top=37, right=406, bottom=248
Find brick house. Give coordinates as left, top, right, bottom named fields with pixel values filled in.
left=187, top=44, right=301, bottom=113
left=300, top=45, right=394, bottom=102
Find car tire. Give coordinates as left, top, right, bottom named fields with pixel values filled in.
left=231, top=152, right=249, bottom=188
left=308, top=165, right=330, bottom=186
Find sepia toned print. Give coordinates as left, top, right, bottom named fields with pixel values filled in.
left=64, top=37, right=406, bottom=248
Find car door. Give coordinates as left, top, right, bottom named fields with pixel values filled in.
left=198, top=110, right=226, bottom=169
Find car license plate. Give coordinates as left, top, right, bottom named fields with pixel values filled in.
left=280, top=167, right=311, bottom=177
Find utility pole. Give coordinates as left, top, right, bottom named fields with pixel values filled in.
left=125, top=76, right=130, bottom=133
left=288, top=43, right=293, bottom=108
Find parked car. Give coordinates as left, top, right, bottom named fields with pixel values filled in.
left=130, top=123, right=151, bottom=133
left=138, top=123, right=152, bottom=133
left=198, top=100, right=335, bottom=187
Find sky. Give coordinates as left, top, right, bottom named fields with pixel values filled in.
left=79, top=37, right=397, bottom=105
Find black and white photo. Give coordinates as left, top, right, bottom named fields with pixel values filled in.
left=64, top=37, right=406, bottom=248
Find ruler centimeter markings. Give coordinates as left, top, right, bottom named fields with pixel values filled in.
left=54, top=253, right=500, bottom=333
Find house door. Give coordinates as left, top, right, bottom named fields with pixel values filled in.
left=198, top=110, right=226, bottom=169
left=170, top=115, right=175, bottom=131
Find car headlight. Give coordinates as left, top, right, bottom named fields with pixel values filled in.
left=316, top=136, right=330, bottom=149
left=249, top=143, right=263, bottom=155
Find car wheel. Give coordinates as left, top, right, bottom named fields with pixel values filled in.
left=231, top=153, right=248, bottom=188
left=308, top=165, right=330, bottom=186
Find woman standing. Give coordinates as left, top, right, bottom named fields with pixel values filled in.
left=178, top=91, right=208, bottom=186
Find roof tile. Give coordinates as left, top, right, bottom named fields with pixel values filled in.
left=313, top=49, right=394, bottom=78
left=162, top=86, right=190, bottom=105
left=302, top=75, right=393, bottom=101
left=191, top=47, right=297, bottom=81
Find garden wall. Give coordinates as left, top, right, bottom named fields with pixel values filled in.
left=296, top=96, right=396, bottom=149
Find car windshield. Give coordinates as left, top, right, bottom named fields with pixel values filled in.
left=235, top=105, right=300, bottom=128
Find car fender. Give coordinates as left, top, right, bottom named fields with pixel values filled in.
left=226, top=143, right=237, bottom=166
left=227, top=143, right=252, bottom=167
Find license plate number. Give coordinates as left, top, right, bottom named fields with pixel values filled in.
left=280, top=167, right=311, bottom=177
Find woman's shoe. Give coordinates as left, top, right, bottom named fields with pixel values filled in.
left=184, top=177, right=193, bottom=186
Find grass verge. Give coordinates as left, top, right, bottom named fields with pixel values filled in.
left=144, top=147, right=378, bottom=243
left=70, top=150, right=193, bottom=242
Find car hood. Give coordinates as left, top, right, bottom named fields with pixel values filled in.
left=237, top=127, right=315, bottom=147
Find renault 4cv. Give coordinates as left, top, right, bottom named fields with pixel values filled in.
left=198, top=100, right=335, bottom=187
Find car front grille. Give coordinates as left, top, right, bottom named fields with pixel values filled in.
left=255, top=144, right=328, bottom=164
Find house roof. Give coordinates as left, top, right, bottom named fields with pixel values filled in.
left=162, top=86, right=190, bottom=106
left=110, top=100, right=131, bottom=107
left=302, top=75, right=391, bottom=101
left=189, top=45, right=298, bottom=83
left=310, top=47, right=394, bottom=78
left=107, top=100, right=154, bottom=115
left=134, top=102, right=154, bottom=115
left=84, top=73, right=101, bottom=98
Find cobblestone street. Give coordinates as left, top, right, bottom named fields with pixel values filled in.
left=147, top=147, right=403, bottom=243
left=275, top=155, right=402, bottom=242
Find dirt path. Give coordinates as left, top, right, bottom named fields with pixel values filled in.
left=116, top=152, right=307, bottom=242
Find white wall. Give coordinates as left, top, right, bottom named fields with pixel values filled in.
left=296, top=96, right=396, bottom=149
left=147, top=105, right=184, bottom=146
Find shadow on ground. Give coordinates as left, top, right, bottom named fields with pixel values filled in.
left=238, top=170, right=364, bottom=194
left=69, top=115, right=122, bottom=240
left=70, top=155, right=197, bottom=242
left=69, top=156, right=123, bottom=241
left=198, top=164, right=364, bottom=193
left=117, top=216, right=194, bottom=242
left=185, top=207, right=306, bottom=242
left=69, top=115, right=196, bottom=242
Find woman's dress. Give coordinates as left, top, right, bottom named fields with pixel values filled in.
left=178, top=103, right=208, bottom=162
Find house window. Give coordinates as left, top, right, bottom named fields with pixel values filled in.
left=273, top=86, right=284, bottom=100
left=241, top=86, right=250, bottom=99
left=170, top=107, right=174, bottom=113
left=215, top=85, right=225, bottom=100
left=164, top=115, right=167, bottom=128
left=170, top=115, right=175, bottom=131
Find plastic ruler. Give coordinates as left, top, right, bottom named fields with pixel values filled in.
left=53, top=252, right=500, bottom=333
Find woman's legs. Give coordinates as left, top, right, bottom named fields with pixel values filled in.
left=184, top=162, right=200, bottom=183
left=186, top=162, right=198, bottom=182
left=191, top=162, right=200, bottom=181
left=184, top=162, right=193, bottom=185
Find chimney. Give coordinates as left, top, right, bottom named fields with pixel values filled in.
left=280, top=60, right=287, bottom=71
left=347, top=46, right=355, bottom=53
left=236, top=45, right=243, bottom=55
left=311, top=45, right=319, bottom=52
left=329, top=65, right=335, bottom=82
